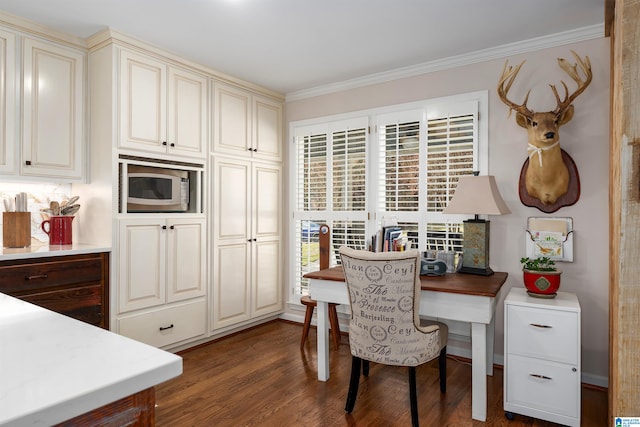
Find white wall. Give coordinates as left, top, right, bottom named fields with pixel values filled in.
left=284, top=37, right=610, bottom=386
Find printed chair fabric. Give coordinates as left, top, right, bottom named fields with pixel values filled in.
left=339, top=246, right=447, bottom=367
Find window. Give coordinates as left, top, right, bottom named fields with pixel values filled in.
left=292, top=118, right=369, bottom=296
left=289, top=92, right=487, bottom=301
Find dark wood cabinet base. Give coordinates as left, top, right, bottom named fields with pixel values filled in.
left=53, top=387, right=155, bottom=427
left=0, top=252, right=109, bottom=329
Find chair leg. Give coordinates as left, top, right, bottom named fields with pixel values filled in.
left=300, top=305, right=314, bottom=350
left=408, top=366, right=419, bottom=427
left=345, top=356, right=362, bottom=413
left=362, top=360, right=370, bottom=377
left=328, top=304, right=341, bottom=350
left=438, top=346, right=447, bottom=393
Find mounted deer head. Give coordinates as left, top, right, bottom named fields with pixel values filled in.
left=497, top=50, right=592, bottom=207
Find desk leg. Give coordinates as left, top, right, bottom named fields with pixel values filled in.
left=317, top=301, right=330, bottom=381
left=471, top=322, right=487, bottom=422
left=487, top=313, right=495, bottom=376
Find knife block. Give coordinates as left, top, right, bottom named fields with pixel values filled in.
left=3, top=212, right=31, bottom=248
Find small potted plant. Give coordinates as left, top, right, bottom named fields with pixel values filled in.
left=520, top=256, right=562, bottom=298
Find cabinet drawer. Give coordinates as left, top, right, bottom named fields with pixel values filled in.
left=0, top=256, right=103, bottom=294
left=20, top=285, right=104, bottom=327
left=118, top=299, right=206, bottom=348
left=505, top=354, right=580, bottom=418
left=507, top=305, right=579, bottom=364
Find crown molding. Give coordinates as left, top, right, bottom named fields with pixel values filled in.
left=285, top=24, right=605, bottom=102
left=0, top=9, right=86, bottom=49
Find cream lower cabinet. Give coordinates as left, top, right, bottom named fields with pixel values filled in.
left=504, top=287, right=581, bottom=426
left=211, top=156, right=282, bottom=330
left=117, top=216, right=207, bottom=348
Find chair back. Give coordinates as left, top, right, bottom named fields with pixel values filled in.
left=339, top=246, right=441, bottom=367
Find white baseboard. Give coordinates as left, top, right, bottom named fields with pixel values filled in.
left=278, top=312, right=609, bottom=389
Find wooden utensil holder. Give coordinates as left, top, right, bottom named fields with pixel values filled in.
left=3, top=212, right=31, bottom=248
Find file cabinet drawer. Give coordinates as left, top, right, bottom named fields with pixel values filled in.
left=506, top=354, right=580, bottom=418
left=506, top=304, right=579, bottom=364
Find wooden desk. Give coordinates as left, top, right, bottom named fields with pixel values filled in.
left=304, top=267, right=508, bottom=422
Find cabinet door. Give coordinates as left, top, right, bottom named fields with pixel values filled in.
left=252, top=239, right=282, bottom=317
left=253, top=163, right=281, bottom=238
left=212, top=82, right=251, bottom=156
left=252, top=163, right=282, bottom=316
left=166, top=217, right=206, bottom=302
left=22, top=38, right=84, bottom=179
left=211, top=157, right=252, bottom=329
left=213, top=157, right=251, bottom=243
left=118, top=219, right=166, bottom=312
left=167, top=67, right=207, bottom=158
left=253, top=95, right=282, bottom=161
left=212, top=242, right=251, bottom=329
left=0, top=30, right=15, bottom=175
left=120, top=50, right=167, bottom=154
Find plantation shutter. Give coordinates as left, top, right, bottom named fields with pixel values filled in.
left=425, top=101, right=478, bottom=252
left=292, top=118, right=368, bottom=296
left=289, top=93, right=485, bottom=302
left=376, top=110, right=423, bottom=214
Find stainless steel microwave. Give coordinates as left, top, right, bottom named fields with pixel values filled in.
left=127, top=164, right=189, bottom=212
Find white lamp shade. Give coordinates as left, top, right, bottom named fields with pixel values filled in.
left=443, top=175, right=511, bottom=215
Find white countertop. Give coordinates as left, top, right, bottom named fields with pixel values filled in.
left=0, top=243, right=111, bottom=261
left=0, top=293, right=182, bottom=426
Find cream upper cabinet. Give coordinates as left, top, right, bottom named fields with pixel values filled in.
left=0, top=29, right=15, bottom=175
left=21, top=37, right=85, bottom=180
left=253, top=95, right=283, bottom=161
left=120, top=49, right=207, bottom=159
left=211, top=157, right=282, bottom=330
left=212, top=82, right=282, bottom=161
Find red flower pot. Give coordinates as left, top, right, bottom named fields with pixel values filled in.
left=523, top=269, right=561, bottom=298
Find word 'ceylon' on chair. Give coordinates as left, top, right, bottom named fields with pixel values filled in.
left=339, top=246, right=448, bottom=427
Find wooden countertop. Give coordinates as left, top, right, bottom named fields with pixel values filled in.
left=304, top=266, right=508, bottom=297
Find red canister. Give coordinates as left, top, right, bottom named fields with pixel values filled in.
left=41, top=216, right=74, bottom=245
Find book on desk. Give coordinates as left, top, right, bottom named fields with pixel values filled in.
left=370, top=226, right=410, bottom=252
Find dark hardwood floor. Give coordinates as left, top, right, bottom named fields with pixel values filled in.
left=155, top=320, right=607, bottom=426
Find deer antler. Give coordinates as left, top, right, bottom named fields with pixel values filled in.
left=497, top=60, right=534, bottom=119
left=551, top=50, right=592, bottom=114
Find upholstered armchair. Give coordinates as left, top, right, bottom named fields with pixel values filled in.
left=339, top=246, right=448, bottom=427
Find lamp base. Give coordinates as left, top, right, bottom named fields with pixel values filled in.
left=458, top=265, right=494, bottom=276
left=460, top=219, right=493, bottom=276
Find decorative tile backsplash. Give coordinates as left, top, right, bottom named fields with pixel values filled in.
left=0, top=183, right=72, bottom=245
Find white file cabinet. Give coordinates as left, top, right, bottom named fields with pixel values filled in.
left=504, top=287, right=581, bottom=426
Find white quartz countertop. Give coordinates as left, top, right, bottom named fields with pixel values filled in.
left=0, top=243, right=111, bottom=261
left=0, top=293, right=182, bottom=426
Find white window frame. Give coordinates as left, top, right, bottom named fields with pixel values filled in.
left=288, top=90, right=488, bottom=303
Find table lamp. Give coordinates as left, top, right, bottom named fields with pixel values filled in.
left=442, top=174, right=510, bottom=275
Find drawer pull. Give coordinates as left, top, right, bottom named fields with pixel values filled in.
left=529, top=323, right=552, bottom=328
left=25, top=274, right=48, bottom=280
left=529, top=373, right=552, bottom=380
left=159, top=324, right=174, bottom=331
